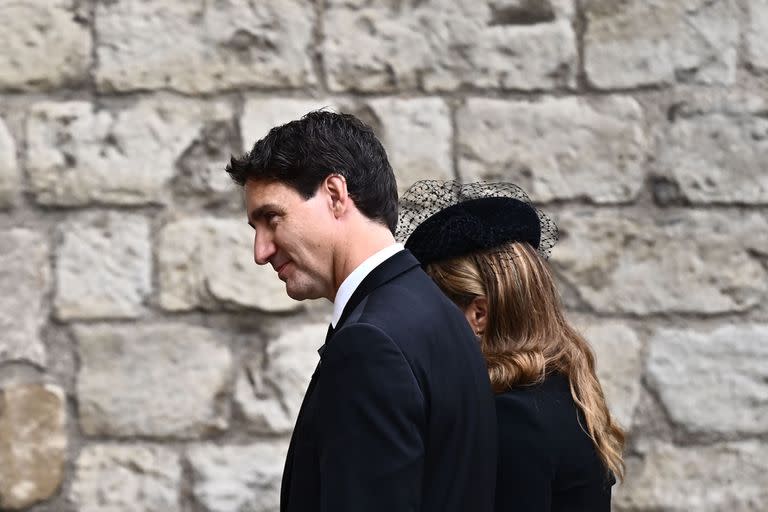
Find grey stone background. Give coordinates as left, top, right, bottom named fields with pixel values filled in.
left=0, top=0, right=766, bottom=510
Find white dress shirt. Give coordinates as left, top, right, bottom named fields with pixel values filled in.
left=331, top=243, right=404, bottom=328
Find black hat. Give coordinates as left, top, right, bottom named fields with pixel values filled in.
left=396, top=181, right=557, bottom=266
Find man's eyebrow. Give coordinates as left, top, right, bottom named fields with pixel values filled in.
left=248, top=203, right=285, bottom=222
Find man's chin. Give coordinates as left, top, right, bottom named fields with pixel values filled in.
left=284, top=283, right=321, bottom=301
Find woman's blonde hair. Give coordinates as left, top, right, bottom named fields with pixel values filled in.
left=425, top=241, right=625, bottom=480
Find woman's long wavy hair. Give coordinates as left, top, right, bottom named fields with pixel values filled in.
left=425, top=241, right=625, bottom=480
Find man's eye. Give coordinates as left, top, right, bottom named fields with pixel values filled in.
left=265, top=212, right=279, bottom=223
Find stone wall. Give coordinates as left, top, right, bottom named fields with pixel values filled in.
left=0, top=1, right=766, bottom=511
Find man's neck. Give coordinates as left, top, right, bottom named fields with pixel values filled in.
left=330, top=224, right=396, bottom=300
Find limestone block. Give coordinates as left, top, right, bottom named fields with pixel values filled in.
left=578, top=320, right=644, bottom=429
left=239, top=97, right=450, bottom=193
left=240, top=98, right=339, bottom=151
left=553, top=209, right=768, bottom=314
left=175, top=120, right=240, bottom=203
left=188, top=441, right=289, bottom=512
left=0, top=118, right=19, bottom=207
left=0, top=0, right=90, bottom=90
left=75, top=323, right=232, bottom=438
left=458, top=97, right=647, bottom=203
left=158, top=218, right=301, bottom=313
left=235, top=323, right=325, bottom=433
left=96, top=0, right=316, bottom=93
left=366, top=98, right=453, bottom=193
left=55, top=212, right=151, bottom=320
left=616, top=441, right=768, bottom=511
left=26, top=98, right=231, bottom=206
left=71, top=444, right=181, bottom=512
left=747, top=0, right=768, bottom=71
left=647, top=324, right=768, bottom=435
left=0, top=229, right=49, bottom=366
left=584, top=0, right=739, bottom=88
left=324, top=0, right=577, bottom=92
left=0, top=384, right=66, bottom=510
left=658, top=107, right=768, bottom=204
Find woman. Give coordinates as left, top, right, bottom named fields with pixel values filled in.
left=397, top=180, right=625, bottom=511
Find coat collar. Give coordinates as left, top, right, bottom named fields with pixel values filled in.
left=335, top=249, right=421, bottom=329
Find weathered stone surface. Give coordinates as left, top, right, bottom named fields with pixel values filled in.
left=0, top=229, right=49, bottom=366
left=0, top=118, right=19, bottom=207
left=240, top=98, right=338, bottom=151
left=235, top=323, right=325, bottom=433
left=658, top=105, right=768, bottom=204
left=158, top=218, right=301, bottom=313
left=458, top=97, right=647, bottom=203
left=174, top=119, right=240, bottom=204
left=71, top=444, right=181, bottom=512
left=188, top=441, right=288, bottom=512
left=96, top=0, right=316, bottom=93
left=584, top=0, right=739, bottom=88
left=75, top=323, right=232, bottom=438
left=0, top=0, right=90, bottom=90
left=0, top=384, right=66, bottom=510
left=747, top=0, right=768, bottom=71
left=325, top=0, right=577, bottom=92
left=26, top=98, right=231, bottom=206
left=239, top=97, right=451, bottom=193
left=578, top=320, right=644, bottom=429
left=647, top=324, right=768, bottom=435
left=55, top=212, right=151, bottom=320
left=366, top=98, right=453, bottom=193
left=553, top=209, right=768, bottom=314
left=616, top=441, right=768, bottom=511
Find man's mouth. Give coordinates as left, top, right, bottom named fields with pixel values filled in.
left=276, top=261, right=290, bottom=280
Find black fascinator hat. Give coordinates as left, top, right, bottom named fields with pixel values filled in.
left=396, top=180, right=558, bottom=266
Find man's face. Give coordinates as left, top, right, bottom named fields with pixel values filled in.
left=244, top=180, right=336, bottom=301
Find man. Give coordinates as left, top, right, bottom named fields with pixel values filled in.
left=226, top=110, right=496, bottom=512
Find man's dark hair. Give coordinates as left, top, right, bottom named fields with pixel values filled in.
left=226, top=110, right=399, bottom=233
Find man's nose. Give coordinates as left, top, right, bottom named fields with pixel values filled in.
left=253, top=231, right=276, bottom=266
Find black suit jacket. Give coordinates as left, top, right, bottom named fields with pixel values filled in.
left=494, top=373, right=614, bottom=512
left=280, top=250, right=497, bottom=512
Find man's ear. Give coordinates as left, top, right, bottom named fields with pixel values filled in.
left=324, top=174, right=349, bottom=218
left=466, top=296, right=488, bottom=336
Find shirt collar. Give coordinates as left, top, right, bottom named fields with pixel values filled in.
left=331, top=243, right=404, bottom=328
